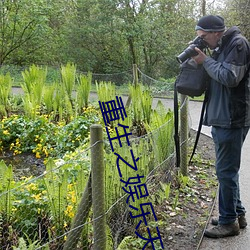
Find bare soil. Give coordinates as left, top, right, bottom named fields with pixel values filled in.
left=158, top=130, right=217, bottom=250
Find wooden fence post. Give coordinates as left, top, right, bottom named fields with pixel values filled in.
left=63, top=174, right=92, bottom=250
left=91, top=124, right=106, bottom=250
left=180, top=94, right=188, bottom=176
left=133, top=63, right=138, bottom=86
left=126, top=64, right=138, bottom=108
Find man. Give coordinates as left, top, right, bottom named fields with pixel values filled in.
left=192, top=15, right=250, bottom=238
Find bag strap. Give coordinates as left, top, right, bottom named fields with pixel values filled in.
left=174, top=80, right=180, bottom=168
left=189, top=91, right=208, bottom=164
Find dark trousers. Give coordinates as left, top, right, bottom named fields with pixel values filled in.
left=211, top=126, right=249, bottom=225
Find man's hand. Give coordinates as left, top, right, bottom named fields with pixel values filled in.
left=192, top=47, right=207, bottom=64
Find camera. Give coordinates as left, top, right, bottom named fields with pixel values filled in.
left=176, top=36, right=208, bottom=64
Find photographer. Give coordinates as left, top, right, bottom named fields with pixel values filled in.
left=192, top=15, right=250, bottom=238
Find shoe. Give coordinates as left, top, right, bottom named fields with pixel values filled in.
left=204, top=222, right=240, bottom=238
left=211, top=214, right=247, bottom=229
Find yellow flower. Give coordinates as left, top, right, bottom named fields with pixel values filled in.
left=42, top=147, right=49, bottom=157
left=3, top=130, right=9, bottom=135
left=36, top=152, right=41, bottom=159
left=26, top=183, right=37, bottom=191
left=14, top=149, right=22, bottom=155
left=71, top=195, right=76, bottom=204
left=65, top=205, right=74, bottom=218
left=12, top=207, right=17, bottom=212
left=32, top=193, right=42, bottom=201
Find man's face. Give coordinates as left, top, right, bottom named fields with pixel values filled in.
left=196, top=30, right=221, bottom=49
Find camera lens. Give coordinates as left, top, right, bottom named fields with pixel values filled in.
left=176, top=45, right=198, bottom=63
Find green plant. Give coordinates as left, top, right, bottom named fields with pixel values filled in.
left=128, top=83, right=153, bottom=135
left=172, top=190, right=180, bottom=210
left=51, top=81, right=74, bottom=122
left=76, top=72, right=92, bottom=111
left=129, top=84, right=142, bottom=124
left=117, top=233, right=164, bottom=250
left=13, top=233, right=49, bottom=250
left=0, top=109, right=99, bottom=158
left=0, top=73, right=12, bottom=117
left=42, top=159, right=69, bottom=245
left=153, top=182, right=172, bottom=205
left=178, top=173, right=191, bottom=189
left=60, top=62, right=76, bottom=102
left=145, top=100, right=174, bottom=163
left=0, top=161, right=15, bottom=222
left=96, top=81, right=116, bottom=102
left=43, top=84, right=56, bottom=114
left=141, top=89, right=153, bottom=124
left=12, top=176, right=49, bottom=241
left=105, top=139, right=152, bottom=208
left=21, top=65, right=47, bottom=118
left=160, top=182, right=171, bottom=201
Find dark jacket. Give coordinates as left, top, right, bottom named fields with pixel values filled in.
left=203, top=26, right=250, bottom=128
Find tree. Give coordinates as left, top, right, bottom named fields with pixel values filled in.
left=0, top=0, right=230, bottom=79
left=220, top=0, right=250, bottom=39
left=0, top=0, right=48, bottom=65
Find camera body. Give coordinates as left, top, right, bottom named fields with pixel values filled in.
left=176, top=36, right=208, bottom=64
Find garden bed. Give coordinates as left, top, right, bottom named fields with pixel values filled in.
left=159, top=131, right=217, bottom=250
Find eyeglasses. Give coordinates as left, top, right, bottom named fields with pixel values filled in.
left=198, top=32, right=214, bottom=40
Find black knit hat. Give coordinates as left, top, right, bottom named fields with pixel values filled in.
left=195, top=15, right=225, bottom=32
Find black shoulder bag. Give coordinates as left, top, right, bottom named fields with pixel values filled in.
left=174, top=58, right=210, bottom=168
left=175, top=58, right=208, bottom=97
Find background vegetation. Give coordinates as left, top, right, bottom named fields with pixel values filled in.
left=0, top=0, right=249, bottom=81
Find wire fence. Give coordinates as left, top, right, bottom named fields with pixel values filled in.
left=0, top=64, right=174, bottom=96
left=0, top=66, right=191, bottom=249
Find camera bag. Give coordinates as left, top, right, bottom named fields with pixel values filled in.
left=175, top=58, right=209, bottom=97
left=174, top=58, right=210, bottom=168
